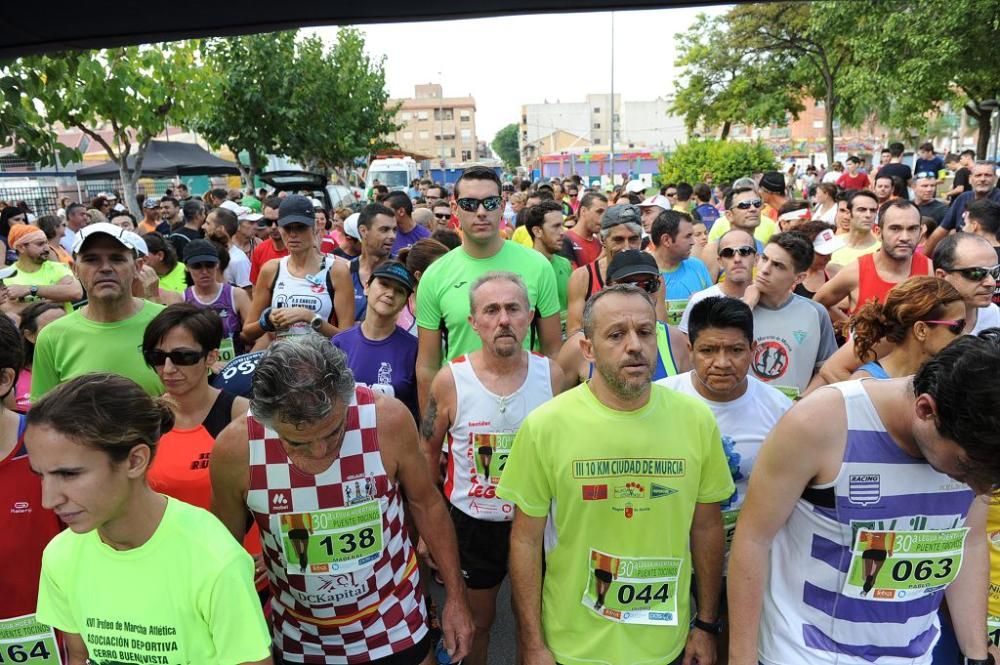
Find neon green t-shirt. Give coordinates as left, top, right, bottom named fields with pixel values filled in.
left=37, top=498, right=271, bottom=665
left=159, top=262, right=188, bottom=293
left=5, top=259, right=75, bottom=312
left=497, top=383, right=734, bottom=665
left=31, top=299, right=165, bottom=400
left=829, top=238, right=881, bottom=267
left=707, top=216, right=777, bottom=245
left=416, top=241, right=560, bottom=361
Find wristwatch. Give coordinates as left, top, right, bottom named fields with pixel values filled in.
left=259, top=306, right=275, bottom=332
left=963, top=655, right=995, bottom=665
left=310, top=314, right=325, bottom=331
left=692, top=617, right=723, bottom=635
left=29, top=285, right=38, bottom=298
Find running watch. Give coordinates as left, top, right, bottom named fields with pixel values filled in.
left=692, top=617, right=723, bottom=635
left=310, top=314, right=324, bottom=331
left=963, top=656, right=995, bottom=665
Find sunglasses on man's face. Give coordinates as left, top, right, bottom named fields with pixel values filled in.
left=718, top=245, right=757, bottom=259
left=434, top=213, right=452, bottom=220
left=943, top=264, right=1000, bottom=282
left=923, top=319, right=966, bottom=335
left=455, top=196, right=503, bottom=212
left=734, top=199, right=764, bottom=210
left=665, top=191, right=677, bottom=197
left=620, top=276, right=660, bottom=294
left=188, top=262, right=217, bottom=271
left=143, top=348, right=206, bottom=367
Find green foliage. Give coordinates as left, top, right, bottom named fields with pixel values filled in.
left=671, top=12, right=803, bottom=139
left=658, top=140, right=777, bottom=186
left=491, top=123, right=520, bottom=171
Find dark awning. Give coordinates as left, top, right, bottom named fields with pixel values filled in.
left=75, top=140, right=241, bottom=181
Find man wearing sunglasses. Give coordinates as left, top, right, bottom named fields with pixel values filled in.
left=430, top=201, right=455, bottom=232
left=678, top=229, right=757, bottom=335
left=816, top=199, right=931, bottom=328
left=704, top=187, right=771, bottom=278
left=964, top=200, right=1000, bottom=307
left=249, top=196, right=288, bottom=285
left=415, top=166, right=561, bottom=413
left=31, top=223, right=165, bottom=400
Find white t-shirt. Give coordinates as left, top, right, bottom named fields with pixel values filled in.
left=821, top=170, right=841, bottom=184
left=677, top=284, right=726, bottom=334
left=61, top=227, right=77, bottom=254
left=225, top=245, right=252, bottom=288
left=972, top=303, right=1000, bottom=335
left=656, top=370, right=792, bottom=566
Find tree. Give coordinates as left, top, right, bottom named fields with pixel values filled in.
left=671, top=13, right=803, bottom=140
left=658, top=139, right=777, bottom=185
left=491, top=123, right=520, bottom=171
left=196, top=31, right=298, bottom=189
left=281, top=29, right=400, bottom=174
left=1, top=42, right=208, bottom=215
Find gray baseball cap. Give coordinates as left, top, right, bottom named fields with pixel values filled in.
left=600, top=204, right=642, bottom=231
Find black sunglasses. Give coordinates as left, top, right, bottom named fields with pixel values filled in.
left=718, top=245, right=757, bottom=259
left=143, top=348, right=207, bottom=367
left=942, top=265, right=1000, bottom=282
left=188, top=262, right=217, bottom=271
left=434, top=213, right=452, bottom=220
left=734, top=199, right=764, bottom=210
left=619, top=276, right=660, bottom=294
left=456, top=196, right=503, bottom=212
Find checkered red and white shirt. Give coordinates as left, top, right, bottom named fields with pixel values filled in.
left=246, top=386, right=427, bottom=663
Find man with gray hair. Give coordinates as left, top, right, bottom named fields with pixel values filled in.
left=498, top=283, right=733, bottom=665
left=210, top=334, right=475, bottom=665
left=565, top=204, right=667, bottom=333
left=421, top=271, right=563, bottom=665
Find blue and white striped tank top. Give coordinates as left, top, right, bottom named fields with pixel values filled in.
left=760, top=380, right=976, bottom=665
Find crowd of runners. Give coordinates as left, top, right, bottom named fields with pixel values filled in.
left=2, top=147, right=1000, bottom=665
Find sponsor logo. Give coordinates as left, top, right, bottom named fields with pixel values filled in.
left=873, top=588, right=896, bottom=599
left=603, top=608, right=622, bottom=620
left=752, top=338, right=790, bottom=381
left=582, top=484, right=608, bottom=501
left=269, top=491, right=291, bottom=513
left=650, top=483, right=678, bottom=499
left=467, top=420, right=492, bottom=427
left=625, top=502, right=634, bottom=519
left=792, top=330, right=807, bottom=344
left=453, top=281, right=468, bottom=289
left=10, top=500, right=30, bottom=515
left=614, top=482, right=645, bottom=499
left=573, top=458, right=686, bottom=479
left=649, top=612, right=673, bottom=621
left=848, top=474, right=881, bottom=506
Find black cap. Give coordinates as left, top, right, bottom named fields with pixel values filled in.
left=607, top=249, right=659, bottom=282
left=277, top=194, right=316, bottom=227
left=759, top=171, right=785, bottom=194
left=369, top=261, right=416, bottom=294
left=182, top=239, right=220, bottom=265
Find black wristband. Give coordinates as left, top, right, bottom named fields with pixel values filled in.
left=692, top=618, right=723, bottom=635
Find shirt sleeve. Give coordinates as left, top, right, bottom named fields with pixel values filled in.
left=558, top=236, right=577, bottom=267
left=202, top=550, right=273, bottom=664
left=249, top=245, right=264, bottom=284
left=532, top=256, right=561, bottom=319
left=812, top=301, right=839, bottom=366
left=496, top=416, right=553, bottom=517
left=940, top=192, right=966, bottom=231
left=698, top=419, right=737, bottom=503
left=36, top=543, right=77, bottom=634
left=30, top=326, right=59, bottom=402
left=415, top=266, right=443, bottom=331
left=228, top=256, right=252, bottom=288
left=707, top=217, right=729, bottom=242
left=693, top=259, right=712, bottom=290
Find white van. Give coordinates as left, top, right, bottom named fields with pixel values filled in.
left=367, top=158, right=419, bottom=193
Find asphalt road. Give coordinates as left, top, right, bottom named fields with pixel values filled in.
left=428, top=576, right=516, bottom=664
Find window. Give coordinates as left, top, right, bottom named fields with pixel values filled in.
left=461, top=110, right=472, bottom=122
left=434, top=108, right=454, bottom=121
left=812, top=120, right=824, bottom=129
left=435, top=133, right=456, bottom=141
left=401, top=112, right=412, bottom=121
left=419, top=131, right=429, bottom=139
left=461, top=129, right=472, bottom=139
left=417, top=111, right=429, bottom=120
left=593, top=122, right=601, bottom=129
left=593, top=107, right=601, bottom=113
left=449, top=147, right=456, bottom=158
left=403, top=132, right=413, bottom=140
left=462, top=150, right=472, bottom=161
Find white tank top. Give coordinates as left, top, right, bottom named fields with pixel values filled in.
left=444, top=352, right=552, bottom=522
left=271, top=255, right=333, bottom=335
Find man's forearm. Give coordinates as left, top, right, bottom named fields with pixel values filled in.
left=946, top=533, right=989, bottom=659
left=416, top=360, right=438, bottom=415
left=37, top=283, right=81, bottom=303
left=690, top=508, right=725, bottom=622
left=726, top=536, right=770, bottom=664
left=410, top=495, right=464, bottom=592
left=509, top=526, right=546, bottom=649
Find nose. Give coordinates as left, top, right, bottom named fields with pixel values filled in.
left=40, top=476, right=64, bottom=511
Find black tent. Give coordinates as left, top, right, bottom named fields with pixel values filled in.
left=75, top=140, right=241, bottom=181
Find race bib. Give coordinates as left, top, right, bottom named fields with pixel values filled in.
left=279, top=501, right=383, bottom=575
left=582, top=549, right=681, bottom=625
left=723, top=508, right=740, bottom=550
left=666, top=300, right=687, bottom=327
left=842, top=528, right=968, bottom=601
left=775, top=386, right=800, bottom=400
left=989, top=615, right=1000, bottom=647
left=218, top=336, right=236, bottom=364
left=472, top=433, right=514, bottom=486
left=0, top=614, right=61, bottom=664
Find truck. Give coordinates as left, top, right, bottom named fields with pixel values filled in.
left=366, top=157, right=420, bottom=193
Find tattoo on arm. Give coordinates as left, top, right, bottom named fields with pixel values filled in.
left=420, top=397, right=438, bottom=439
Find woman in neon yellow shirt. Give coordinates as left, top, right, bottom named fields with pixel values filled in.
left=26, top=373, right=272, bottom=665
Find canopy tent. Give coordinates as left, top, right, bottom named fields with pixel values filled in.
left=75, top=140, right=241, bottom=181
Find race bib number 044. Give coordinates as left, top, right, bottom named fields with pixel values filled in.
left=842, top=528, right=968, bottom=601
left=0, top=614, right=61, bottom=664
left=582, top=549, right=682, bottom=625
left=279, top=501, right=383, bottom=575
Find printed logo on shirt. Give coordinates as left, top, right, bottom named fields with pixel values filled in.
left=274, top=293, right=323, bottom=310
left=792, top=329, right=808, bottom=344
left=751, top=338, right=790, bottom=381
left=377, top=362, right=392, bottom=384
left=10, top=500, right=30, bottom=515
left=343, top=474, right=378, bottom=506
left=270, top=490, right=291, bottom=513
left=848, top=474, right=881, bottom=506
left=614, top=482, right=646, bottom=499
left=573, top=458, right=686, bottom=479
left=189, top=452, right=210, bottom=471
left=453, top=281, right=468, bottom=289
left=582, top=484, right=608, bottom=501
left=650, top=483, right=678, bottom=499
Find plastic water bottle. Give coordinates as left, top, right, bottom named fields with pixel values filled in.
left=435, top=636, right=461, bottom=664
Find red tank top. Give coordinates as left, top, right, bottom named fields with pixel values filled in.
left=245, top=386, right=426, bottom=664
left=854, top=251, right=930, bottom=312
left=586, top=259, right=606, bottom=298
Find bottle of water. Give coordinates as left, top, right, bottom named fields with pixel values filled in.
left=435, top=636, right=461, bottom=664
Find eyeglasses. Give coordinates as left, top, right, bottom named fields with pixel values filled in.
left=718, top=245, right=757, bottom=259
left=619, top=276, right=660, bottom=294
left=942, top=265, right=1000, bottom=282
left=734, top=199, right=764, bottom=210
left=923, top=319, right=966, bottom=335
left=456, top=196, right=504, bottom=212
left=913, top=171, right=937, bottom=180
left=187, top=262, right=217, bottom=271
left=143, top=348, right=206, bottom=367
left=434, top=213, right=452, bottom=220
left=665, top=191, right=677, bottom=197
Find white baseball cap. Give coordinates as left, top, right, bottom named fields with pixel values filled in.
left=638, top=194, right=671, bottom=210
left=122, top=230, right=149, bottom=257
left=343, top=213, right=361, bottom=240
left=813, top=228, right=845, bottom=255
left=72, top=222, right=137, bottom=255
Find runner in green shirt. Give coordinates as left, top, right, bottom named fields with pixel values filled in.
left=1, top=224, right=82, bottom=314
left=525, top=200, right=573, bottom=338
left=415, top=166, right=561, bottom=412
left=497, top=283, right=734, bottom=665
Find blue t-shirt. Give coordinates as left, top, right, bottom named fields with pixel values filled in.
left=661, top=257, right=713, bottom=325
left=914, top=156, right=944, bottom=177
left=693, top=203, right=721, bottom=230
left=332, top=325, right=418, bottom=420
left=857, top=360, right=889, bottom=380
left=391, top=224, right=431, bottom=254
left=940, top=188, right=1000, bottom=230
left=210, top=351, right=264, bottom=398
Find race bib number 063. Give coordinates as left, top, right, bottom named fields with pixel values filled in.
left=582, top=549, right=682, bottom=625
left=842, top=528, right=968, bottom=601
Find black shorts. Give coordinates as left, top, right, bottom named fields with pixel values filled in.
left=862, top=549, right=887, bottom=562
left=449, top=505, right=512, bottom=589
left=277, top=633, right=431, bottom=665
left=288, top=528, right=309, bottom=541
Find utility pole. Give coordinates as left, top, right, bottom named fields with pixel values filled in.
left=438, top=73, right=445, bottom=178
left=609, top=12, right=616, bottom=190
